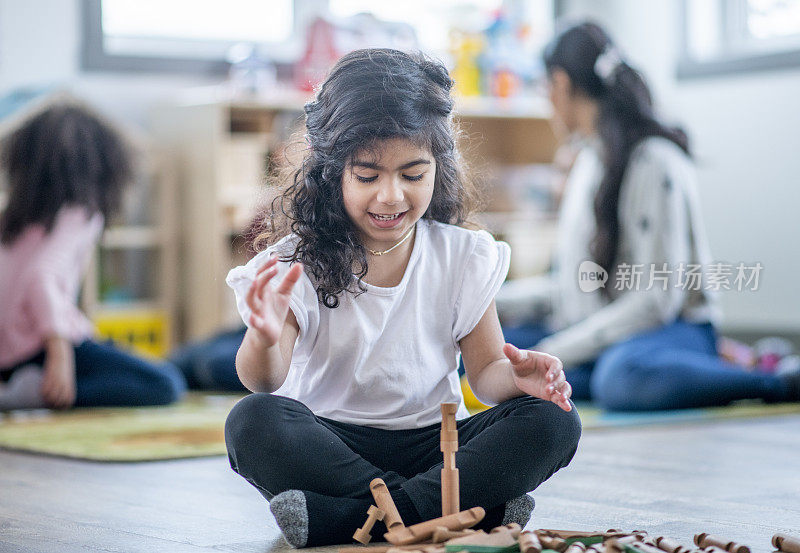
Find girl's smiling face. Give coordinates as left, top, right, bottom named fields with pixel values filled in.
left=342, top=137, right=436, bottom=253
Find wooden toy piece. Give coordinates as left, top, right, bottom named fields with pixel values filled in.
left=370, top=478, right=405, bottom=531
left=565, top=541, right=588, bottom=553
left=385, top=507, right=485, bottom=546
left=519, top=531, right=543, bottom=553
left=387, top=546, right=448, bottom=553
left=773, top=534, right=800, bottom=553
left=586, top=543, right=607, bottom=553
left=538, top=530, right=631, bottom=541
left=341, top=545, right=436, bottom=553
left=606, top=539, right=668, bottom=553
left=433, top=527, right=477, bottom=543
left=702, top=547, right=729, bottom=553
left=605, top=539, right=626, bottom=553
left=655, top=537, right=693, bottom=553
left=440, top=403, right=460, bottom=517
left=491, top=524, right=522, bottom=538
left=539, top=535, right=569, bottom=552
left=354, top=505, right=386, bottom=544
left=444, top=527, right=518, bottom=553
left=693, top=534, right=750, bottom=553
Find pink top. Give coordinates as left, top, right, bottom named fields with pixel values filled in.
left=0, top=205, right=103, bottom=368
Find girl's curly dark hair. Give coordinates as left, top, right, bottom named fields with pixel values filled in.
left=258, top=48, right=481, bottom=308
left=0, top=102, right=133, bottom=245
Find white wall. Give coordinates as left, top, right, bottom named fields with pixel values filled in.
left=561, top=0, right=800, bottom=333
left=0, top=0, right=216, bottom=130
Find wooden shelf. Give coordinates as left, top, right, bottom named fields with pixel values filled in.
left=101, top=226, right=161, bottom=249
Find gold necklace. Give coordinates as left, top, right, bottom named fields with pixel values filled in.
left=367, top=224, right=416, bottom=256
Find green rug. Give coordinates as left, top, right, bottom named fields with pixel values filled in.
left=0, top=394, right=799, bottom=462
left=0, top=392, right=245, bottom=462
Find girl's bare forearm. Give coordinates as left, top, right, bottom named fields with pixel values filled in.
left=470, top=359, right=525, bottom=406
left=235, top=329, right=290, bottom=393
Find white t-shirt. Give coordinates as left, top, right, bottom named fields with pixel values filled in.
left=226, top=218, right=510, bottom=429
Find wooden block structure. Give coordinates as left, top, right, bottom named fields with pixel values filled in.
left=384, top=507, right=485, bottom=546
left=354, top=505, right=385, bottom=544
left=694, top=534, right=751, bottom=553
left=371, top=478, right=406, bottom=532
left=440, top=403, right=460, bottom=517
left=773, top=534, right=800, bottom=553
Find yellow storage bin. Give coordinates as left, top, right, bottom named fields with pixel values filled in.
left=93, top=310, right=170, bottom=359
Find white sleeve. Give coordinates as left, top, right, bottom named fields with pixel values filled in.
left=536, top=145, right=694, bottom=366
left=452, top=230, right=511, bottom=343
left=225, top=245, right=319, bottom=342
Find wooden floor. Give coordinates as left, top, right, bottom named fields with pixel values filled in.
left=1, top=414, right=799, bottom=553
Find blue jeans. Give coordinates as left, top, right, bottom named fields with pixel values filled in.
left=502, top=320, right=788, bottom=410
left=1, top=339, right=186, bottom=407
left=169, top=327, right=247, bottom=391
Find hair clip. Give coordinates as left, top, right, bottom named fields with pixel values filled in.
left=594, top=45, right=623, bottom=86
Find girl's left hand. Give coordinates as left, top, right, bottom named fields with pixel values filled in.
left=503, top=343, right=572, bottom=412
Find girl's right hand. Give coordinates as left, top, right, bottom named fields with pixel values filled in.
left=245, top=254, right=304, bottom=348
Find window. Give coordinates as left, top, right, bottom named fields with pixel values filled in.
left=82, top=0, right=296, bottom=74
left=83, top=0, right=556, bottom=75
left=679, top=0, right=800, bottom=78
left=329, top=0, right=555, bottom=59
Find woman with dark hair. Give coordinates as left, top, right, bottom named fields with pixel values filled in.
left=223, top=49, right=581, bottom=547
left=0, top=103, right=186, bottom=410
left=496, top=21, right=799, bottom=410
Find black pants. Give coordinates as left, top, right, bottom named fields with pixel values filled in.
left=225, top=393, right=581, bottom=523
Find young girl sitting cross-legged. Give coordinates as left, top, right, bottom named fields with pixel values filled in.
left=224, top=48, right=582, bottom=548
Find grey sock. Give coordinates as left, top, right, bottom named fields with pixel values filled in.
left=502, top=494, right=535, bottom=527
left=269, top=490, right=308, bottom=548
left=0, top=365, right=46, bottom=411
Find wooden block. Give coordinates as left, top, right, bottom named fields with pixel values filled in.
left=370, top=478, right=405, bottom=531
left=441, top=468, right=460, bottom=516
left=693, top=534, right=750, bottom=553
left=655, top=537, right=692, bottom=553
left=341, top=547, right=431, bottom=553
left=385, top=507, right=486, bottom=546
left=586, top=543, right=607, bottom=553
left=491, top=524, right=522, bottom=539
left=620, top=542, right=668, bottom=553
left=444, top=528, right=518, bottom=553
left=441, top=430, right=459, bottom=442
left=537, top=531, right=618, bottom=540
left=774, top=534, right=800, bottom=553
left=519, top=532, right=543, bottom=553
left=565, top=543, right=587, bottom=553
left=441, top=403, right=459, bottom=416
left=441, top=441, right=459, bottom=453
left=354, top=505, right=385, bottom=544
left=539, top=535, right=568, bottom=552
left=433, top=527, right=477, bottom=543
left=702, top=547, right=729, bottom=553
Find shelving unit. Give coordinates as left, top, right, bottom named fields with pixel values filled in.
left=80, top=151, right=179, bottom=357
left=153, top=89, right=559, bottom=343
